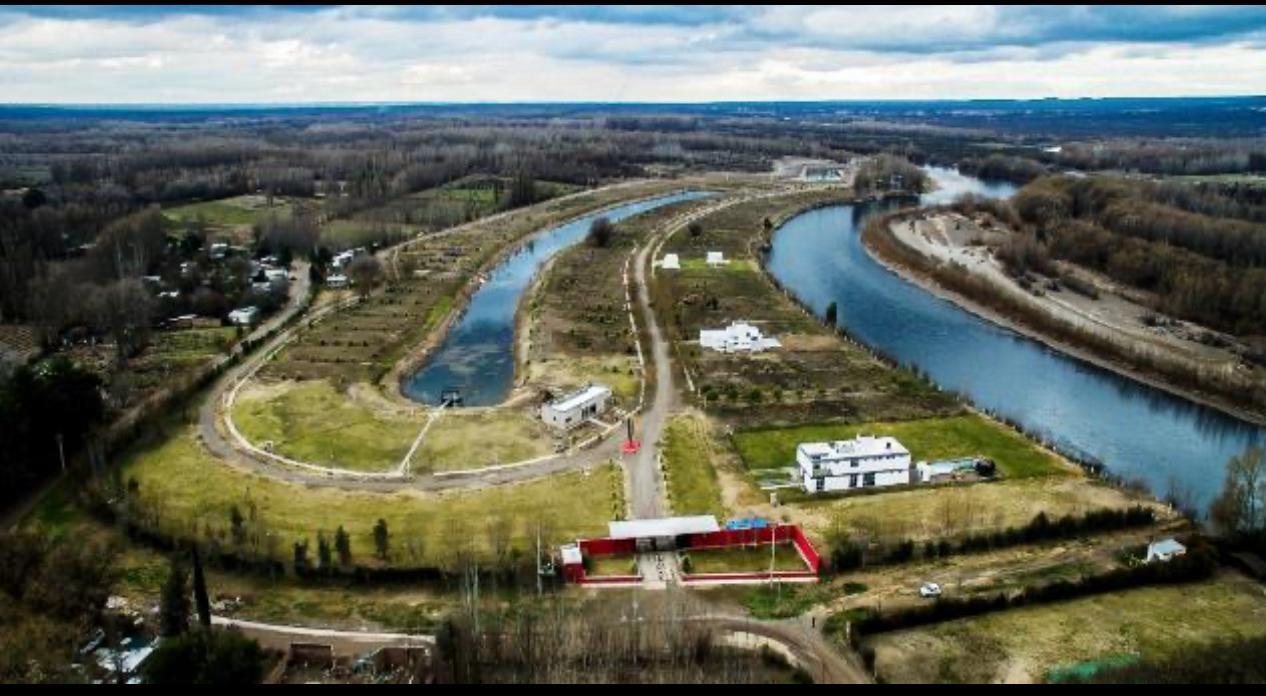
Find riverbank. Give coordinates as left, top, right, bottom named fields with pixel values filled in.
left=385, top=182, right=699, bottom=408
left=862, top=212, right=1266, bottom=428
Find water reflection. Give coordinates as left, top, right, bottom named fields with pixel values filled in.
left=403, top=190, right=713, bottom=407
left=767, top=169, right=1265, bottom=515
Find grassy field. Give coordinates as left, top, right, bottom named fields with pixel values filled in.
left=732, top=414, right=1066, bottom=479
left=684, top=544, right=808, bottom=574
left=526, top=356, right=641, bottom=401
left=662, top=414, right=727, bottom=519
left=233, top=379, right=421, bottom=472
left=163, top=194, right=296, bottom=227
left=588, top=554, right=640, bottom=578
left=866, top=572, right=1266, bottom=683
left=117, top=422, right=625, bottom=567
left=415, top=408, right=555, bottom=473
left=783, top=477, right=1153, bottom=546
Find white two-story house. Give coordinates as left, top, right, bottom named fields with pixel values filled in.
left=797, top=435, right=912, bottom=493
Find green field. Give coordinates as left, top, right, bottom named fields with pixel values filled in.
left=662, top=414, right=727, bottom=519
left=732, top=414, right=1065, bottom=479
left=116, top=422, right=625, bottom=567
left=163, top=194, right=296, bottom=227
left=233, top=379, right=421, bottom=472
left=684, top=544, right=808, bottom=574
left=588, top=554, right=640, bottom=578
left=415, top=409, right=554, bottom=473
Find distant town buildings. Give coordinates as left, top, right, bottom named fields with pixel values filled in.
left=699, top=321, right=780, bottom=353
left=797, top=435, right=912, bottom=493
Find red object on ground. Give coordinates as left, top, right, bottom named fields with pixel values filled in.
left=621, top=439, right=641, bottom=454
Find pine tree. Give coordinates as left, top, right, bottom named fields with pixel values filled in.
left=191, top=545, right=211, bottom=630
left=373, top=518, right=390, bottom=560
left=317, top=532, right=332, bottom=574
left=159, top=556, right=190, bottom=637
left=334, top=525, right=352, bottom=568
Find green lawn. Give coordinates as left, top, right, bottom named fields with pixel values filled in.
left=588, top=554, right=640, bottom=577
left=732, top=414, right=1065, bottom=479
left=233, top=379, right=421, bottom=472
left=415, top=409, right=554, bottom=473
left=684, top=544, right=808, bottom=574
left=662, top=415, right=727, bottom=519
left=678, top=258, right=759, bottom=272
left=163, top=194, right=295, bottom=227
left=117, top=422, right=625, bottom=567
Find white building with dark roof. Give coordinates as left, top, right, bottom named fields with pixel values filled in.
left=797, top=435, right=911, bottom=493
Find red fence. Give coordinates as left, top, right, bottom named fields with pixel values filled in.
left=579, top=536, right=637, bottom=556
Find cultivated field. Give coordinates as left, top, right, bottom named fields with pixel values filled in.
left=662, top=413, right=728, bottom=519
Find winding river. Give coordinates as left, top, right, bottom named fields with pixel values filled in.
left=403, top=190, right=712, bottom=407
left=768, top=166, right=1265, bottom=515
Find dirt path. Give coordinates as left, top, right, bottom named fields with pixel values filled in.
left=212, top=615, right=432, bottom=655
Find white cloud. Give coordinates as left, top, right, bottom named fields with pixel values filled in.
left=0, top=6, right=1263, bottom=102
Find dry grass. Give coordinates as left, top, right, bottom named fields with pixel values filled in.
left=867, top=571, right=1266, bottom=683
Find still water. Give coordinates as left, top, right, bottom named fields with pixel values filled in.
left=403, top=190, right=712, bottom=407
left=767, top=166, right=1264, bottom=515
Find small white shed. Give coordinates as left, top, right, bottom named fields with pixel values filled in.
left=706, top=251, right=727, bottom=267
left=541, top=384, right=612, bottom=430
left=228, top=306, right=259, bottom=326
left=1145, top=538, right=1187, bottom=563
left=660, top=253, right=680, bottom=270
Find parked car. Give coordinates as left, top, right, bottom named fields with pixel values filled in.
left=919, top=582, right=942, bottom=598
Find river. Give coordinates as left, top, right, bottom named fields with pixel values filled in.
left=402, top=190, right=712, bottom=407
left=767, top=166, right=1265, bottom=516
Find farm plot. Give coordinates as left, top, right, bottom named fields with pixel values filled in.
left=652, top=189, right=960, bottom=427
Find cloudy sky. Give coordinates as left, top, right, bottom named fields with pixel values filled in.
left=3, top=5, right=1266, bottom=103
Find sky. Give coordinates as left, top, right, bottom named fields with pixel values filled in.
left=2, top=4, right=1266, bottom=103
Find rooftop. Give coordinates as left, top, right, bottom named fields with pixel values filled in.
left=609, top=515, right=720, bottom=539
left=549, top=384, right=611, bottom=413
left=799, top=435, right=909, bottom=459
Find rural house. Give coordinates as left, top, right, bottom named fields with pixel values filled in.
left=797, top=435, right=912, bottom=493
left=699, top=321, right=781, bottom=353
left=541, top=384, right=612, bottom=430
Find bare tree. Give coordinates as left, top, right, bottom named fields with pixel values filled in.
left=346, top=255, right=384, bottom=298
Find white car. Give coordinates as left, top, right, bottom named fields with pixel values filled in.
left=919, top=582, right=942, bottom=598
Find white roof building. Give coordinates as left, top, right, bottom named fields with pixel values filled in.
left=608, top=515, right=720, bottom=540
left=227, top=306, right=259, bottom=326
left=798, top=435, right=912, bottom=493
left=699, top=321, right=781, bottom=353
left=660, top=253, right=680, bottom=270
left=706, top=251, right=727, bottom=267
left=1146, top=538, right=1187, bottom=563
left=541, top=384, right=612, bottom=430
left=326, top=274, right=349, bottom=288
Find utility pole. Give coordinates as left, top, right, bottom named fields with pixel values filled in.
left=56, top=432, right=66, bottom=473
left=535, top=524, right=542, bottom=597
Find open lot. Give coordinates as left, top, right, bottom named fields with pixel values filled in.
left=116, top=422, right=625, bottom=567
left=732, top=414, right=1067, bottom=479
left=233, top=379, right=422, bottom=472
left=865, top=571, right=1266, bottom=683
left=163, top=193, right=302, bottom=231
left=414, top=408, right=555, bottom=473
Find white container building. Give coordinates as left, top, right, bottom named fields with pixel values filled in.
left=541, top=384, right=612, bottom=430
